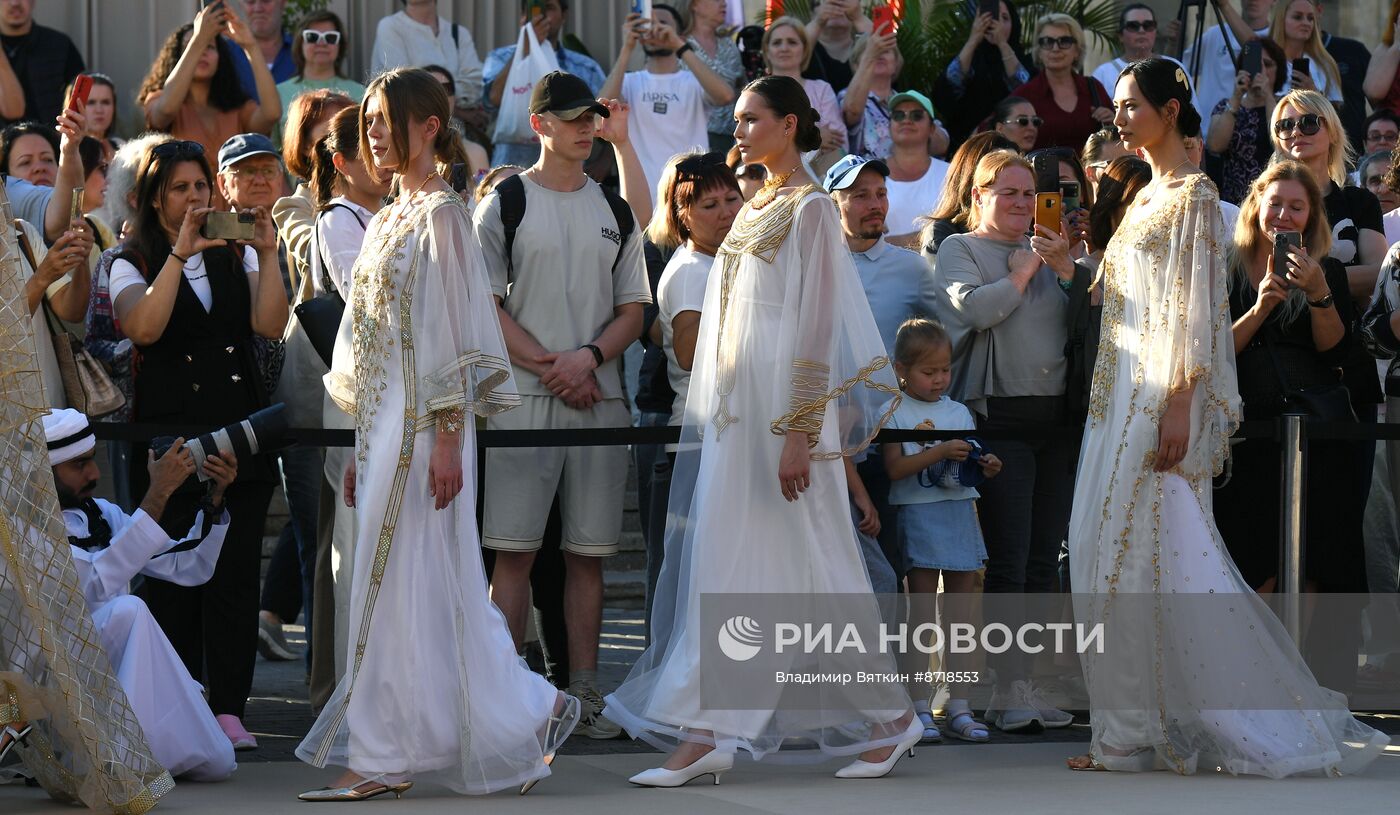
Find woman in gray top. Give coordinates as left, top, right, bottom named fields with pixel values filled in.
left=930, top=148, right=1078, bottom=733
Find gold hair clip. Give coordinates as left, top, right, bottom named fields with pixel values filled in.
left=1175, top=67, right=1188, bottom=88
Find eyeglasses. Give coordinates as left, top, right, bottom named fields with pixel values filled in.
left=228, top=166, right=281, bottom=181
left=890, top=109, right=928, bottom=122
left=301, top=30, right=342, bottom=45
left=1274, top=113, right=1323, bottom=137
left=151, top=140, right=205, bottom=159
left=1038, top=35, right=1076, bottom=51
left=1367, top=130, right=1399, bottom=144
left=676, top=151, right=725, bottom=177
left=1002, top=115, right=1043, bottom=128
left=1122, top=20, right=1156, bottom=33
left=735, top=163, right=767, bottom=181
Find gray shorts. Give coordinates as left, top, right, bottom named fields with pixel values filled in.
left=482, top=395, right=629, bottom=556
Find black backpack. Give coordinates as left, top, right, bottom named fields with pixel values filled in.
left=495, top=173, right=635, bottom=275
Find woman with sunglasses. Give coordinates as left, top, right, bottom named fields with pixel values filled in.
left=884, top=90, right=950, bottom=247
left=932, top=0, right=1030, bottom=154
left=1080, top=127, right=1130, bottom=193
left=109, top=136, right=287, bottom=753
left=1204, top=37, right=1284, bottom=205
left=1089, top=4, right=1202, bottom=128
left=139, top=3, right=281, bottom=180
left=840, top=21, right=949, bottom=161
left=274, top=11, right=365, bottom=147
left=991, top=96, right=1040, bottom=153
left=1011, top=13, right=1113, bottom=152
left=1065, top=56, right=1386, bottom=776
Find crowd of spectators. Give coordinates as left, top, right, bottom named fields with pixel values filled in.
left=6, top=0, right=1400, bottom=752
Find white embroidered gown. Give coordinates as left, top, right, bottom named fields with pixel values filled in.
left=296, top=191, right=561, bottom=793
left=1069, top=173, right=1387, bottom=775
left=605, top=187, right=912, bottom=759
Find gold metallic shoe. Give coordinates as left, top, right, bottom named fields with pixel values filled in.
left=298, top=775, right=413, bottom=802
left=520, top=694, right=582, bottom=795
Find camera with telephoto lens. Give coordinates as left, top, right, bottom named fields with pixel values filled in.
left=150, top=403, right=290, bottom=482
left=918, top=437, right=986, bottom=490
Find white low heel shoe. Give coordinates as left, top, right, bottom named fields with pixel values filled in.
left=833, top=719, right=923, bottom=779
left=628, top=749, right=734, bottom=788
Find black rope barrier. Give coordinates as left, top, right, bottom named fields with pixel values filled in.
left=86, top=417, right=1338, bottom=449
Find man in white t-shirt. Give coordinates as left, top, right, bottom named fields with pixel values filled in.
left=1184, top=0, right=1275, bottom=127
left=600, top=5, right=736, bottom=194
left=1091, top=3, right=1203, bottom=130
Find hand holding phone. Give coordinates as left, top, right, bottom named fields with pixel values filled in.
left=1272, top=231, right=1302, bottom=289
left=872, top=4, right=896, bottom=35
left=1034, top=192, right=1062, bottom=235
left=1240, top=41, right=1262, bottom=78
left=67, top=74, right=93, bottom=112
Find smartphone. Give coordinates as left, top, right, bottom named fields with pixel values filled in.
left=448, top=162, right=469, bottom=194
left=632, top=0, right=652, bottom=24
left=1240, top=40, right=1262, bottom=77
left=872, top=4, right=896, bottom=34
left=1292, top=57, right=1310, bottom=80
left=1035, top=192, right=1062, bottom=235
left=1060, top=180, right=1080, bottom=213
left=68, top=74, right=93, bottom=111
left=202, top=211, right=256, bottom=242
left=1033, top=152, right=1059, bottom=194
left=978, top=0, right=1001, bottom=19
left=1272, top=231, right=1302, bottom=288
left=202, top=0, right=223, bottom=8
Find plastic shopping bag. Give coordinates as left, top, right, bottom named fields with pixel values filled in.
left=492, top=23, right=560, bottom=145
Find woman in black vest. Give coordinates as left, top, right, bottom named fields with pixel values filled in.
left=110, top=139, right=287, bottom=749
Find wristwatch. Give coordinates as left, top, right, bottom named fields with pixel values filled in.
left=1307, top=292, right=1335, bottom=309
left=581, top=343, right=605, bottom=366
left=676, top=43, right=693, bottom=59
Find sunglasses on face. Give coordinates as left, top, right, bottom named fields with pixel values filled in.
left=301, top=30, right=342, bottom=45
left=1122, top=20, right=1156, bottom=33
left=890, top=109, right=928, bottom=122
left=1038, top=35, right=1076, bottom=51
left=1274, top=113, right=1323, bottom=137
left=1367, top=130, right=1399, bottom=143
left=1002, top=115, right=1043, bottom=128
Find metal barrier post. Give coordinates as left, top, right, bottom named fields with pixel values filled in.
left=1278, top=413, right=1306, bottom=646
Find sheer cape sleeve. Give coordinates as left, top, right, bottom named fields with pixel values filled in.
left=415, top=196, right=519, bottom=423
left=768, top=191, right=901, bottom=459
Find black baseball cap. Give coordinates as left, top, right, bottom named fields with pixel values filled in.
left=529, top=71, right=609, bottom=120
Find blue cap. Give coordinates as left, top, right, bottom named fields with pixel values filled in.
left=822, top=153, right=889, bottom=193
left=217, top=133, right=280, bottom=173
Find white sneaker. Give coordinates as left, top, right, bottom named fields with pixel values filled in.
left=1023, top=681, right=1074, bottom=728
left=569, top=681, right=622, bottom=739
left=984, top=680, right=1043, bottom=732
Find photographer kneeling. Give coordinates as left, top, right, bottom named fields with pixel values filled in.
left=109, top=137, right=288, bottom=751
left=44, top=408, right=236, bottom=781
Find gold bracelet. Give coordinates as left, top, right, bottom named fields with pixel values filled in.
left=435, top=407, right=465, bottom=434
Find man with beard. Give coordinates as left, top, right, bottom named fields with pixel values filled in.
left=600, top=4, right=736, bottom=194
left=43, top=408, right=237, bottom=780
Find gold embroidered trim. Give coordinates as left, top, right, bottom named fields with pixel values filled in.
left=770, top=355, right=902, bottom=460
left=422, top=350, right=521, bottom=418
left=785, top=359, right=832, bottom=445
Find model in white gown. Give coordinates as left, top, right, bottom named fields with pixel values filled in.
left=296, top=190, right=574, bottom=794
left=605, top=185, right=915, bottom=764
left=1069, top=170, right=1388, bottom=775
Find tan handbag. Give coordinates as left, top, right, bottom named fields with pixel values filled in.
left=17, top=223, right=126, bottom=417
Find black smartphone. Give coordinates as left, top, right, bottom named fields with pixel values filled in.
left=1272, top=231, right=1302, bottom=287
left=1033, top=152, right=1059, bottom=194
left=1241, top=41, right=1262, bottom=77
left=1292, top=57, right=1310, bottom=79
left=1060, top=180, right=1080, bottom=213
left=449, top=163, right=469, bottom=194
left=978, top=0, right=1000, bottom=19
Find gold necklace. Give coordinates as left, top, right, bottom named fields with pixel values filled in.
left=750, top=166, right=799, bottom=210
left=386, top=171, right=442, bottom=227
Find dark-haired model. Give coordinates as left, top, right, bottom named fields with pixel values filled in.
left=605, top=75, right=918, bottom=786
left=1066, top=56, right=1386, bottom=775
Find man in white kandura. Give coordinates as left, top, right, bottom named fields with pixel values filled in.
left=43, top=408, right=237, bottom=782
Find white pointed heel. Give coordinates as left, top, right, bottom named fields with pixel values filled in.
left=628, top=749, right=734, bottom=788
left=834, top=718, right=922, bottom=779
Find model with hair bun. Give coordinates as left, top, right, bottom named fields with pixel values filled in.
left=1066, top=56, right=1387, bottom=776
left=605, top=74, right=918, bottom=786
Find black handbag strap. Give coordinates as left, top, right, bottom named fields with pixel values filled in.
left=313, top=203, right=365, bottom=296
